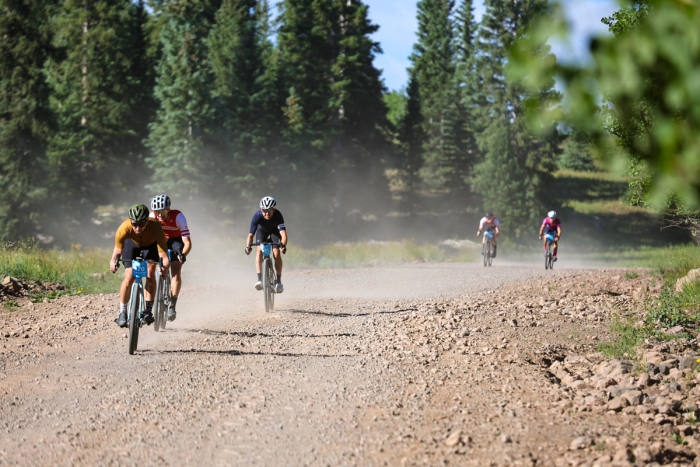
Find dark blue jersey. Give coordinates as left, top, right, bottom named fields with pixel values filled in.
left=249, top=209, right=286, bottom=235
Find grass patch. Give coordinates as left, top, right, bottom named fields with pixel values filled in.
left=0, top=240, right=120, bottom=300
left=576, top=244, right=700, bottom=268
left=285, top=240, right=478, bottom=269
left=598, top=314, right=648, bottom=358
left=553, top=169, right=628, bottom=182
left=624, top=271, right=640, bottom=279
left=566, top=200, right=654, bottom=216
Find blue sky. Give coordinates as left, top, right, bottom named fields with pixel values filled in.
left=364, top=0, right=620, bottom=91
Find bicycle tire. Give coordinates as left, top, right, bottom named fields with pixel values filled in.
left=549, top=246, right=555, bottom=270
left=268, top=261, right=276, bottom=311
left=545, top=242, right=551, bottom=270
left=263, top=258, right=272, bottom=313
left=153, top=273, right=162, bottom=332
left=128, top=283, right=141, bottom=355
left=482, top=242, right=488, bottom=267
left=161, top=273, right=170, bottom=330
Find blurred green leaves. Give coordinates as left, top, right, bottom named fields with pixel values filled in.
left=509, top=0, right=700, bottom=208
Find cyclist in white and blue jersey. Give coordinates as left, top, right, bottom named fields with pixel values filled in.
left=245, top=196, right=288, bottom=293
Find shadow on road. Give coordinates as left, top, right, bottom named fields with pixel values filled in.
left=144, top=348, right=354, bottom=358
left=286, top=307, right=417, bottom=318
left=164, top=328, right=357, bottom=338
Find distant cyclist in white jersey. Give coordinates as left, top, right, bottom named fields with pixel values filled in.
left=476, top=211, right=500, bottom=258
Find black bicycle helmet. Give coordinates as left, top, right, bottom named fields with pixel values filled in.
left=128, top=204, right=149, bottom=222
left=485, top=211, right=493, bottom=218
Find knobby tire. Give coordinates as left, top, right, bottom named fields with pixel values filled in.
left=482, top=243, right=488, bottom=267
left=487, top=240, right=493, bottom=267
left=263, top=258, right=272, bottom=313
left=128, top=283, right=141, bottom=355
left=153, top=273, right=162, bottom=332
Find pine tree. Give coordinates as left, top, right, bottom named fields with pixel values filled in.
left=0, top=0, right=55, bottom=240
left=410, top=0, right=461, bottom=191
left=46, top=0, right=150, bottom=235
left=276, top=0, right=388, bottom=228
left=329, top=0, right=389, bottom=218
left=146, top=0, right=220, bottom=199
left=398, top=72, right=425, bottom=213
left=451, top=0, right=480, bottom=193
left=473, top=0, right=560, bottom=237
left=474, top=123, right=542, bottom=238
left=207, top=0, right=281, bottom=205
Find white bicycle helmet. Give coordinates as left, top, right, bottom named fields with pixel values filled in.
left=260, top=196, right=277, bottom=210
left=548, top=210, right=557, bottom=219
left=151, top=194, right=171, bottom=211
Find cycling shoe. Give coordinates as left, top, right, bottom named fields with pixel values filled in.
left=143, top=311, right=155, bottom=325
left=167, top=308, right=177, bottom=322
left=275, top=283, right=284, bottom=294
left=255, top=280, right=263, bottom=291
left=115, top=311, right=128, bottom=328
left=553, top=257, right=558, bottom=262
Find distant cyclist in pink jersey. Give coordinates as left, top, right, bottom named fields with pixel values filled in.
left=539, top=210, right=562, bottom=261
left=476, top=211, right=500, bottom=258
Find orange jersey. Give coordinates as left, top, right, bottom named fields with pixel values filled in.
left=115, top=218, right=168, bottom=253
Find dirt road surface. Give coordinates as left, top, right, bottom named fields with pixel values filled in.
left=1, top=262, right=699, bottom=466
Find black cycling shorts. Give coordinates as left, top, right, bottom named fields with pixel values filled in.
left=255, top=225, right=281, bottom=248
left=167, top=237, right=185, bottom=262
left=122, top=239, right=159, bottom=269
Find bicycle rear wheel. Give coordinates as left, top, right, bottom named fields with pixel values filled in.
left=263, top=258, right=272, bottom=313
left=128, top=283, right=141, bottom=355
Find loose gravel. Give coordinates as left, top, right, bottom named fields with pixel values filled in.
left=1, top=262, right=697, bottom=466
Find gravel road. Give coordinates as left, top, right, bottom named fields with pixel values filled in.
left=0, top=262, right=696, bottom=466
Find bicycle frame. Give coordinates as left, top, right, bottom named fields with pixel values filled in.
left=251, top=242, right=280, bottom=312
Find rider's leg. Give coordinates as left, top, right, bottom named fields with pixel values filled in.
left=171, top=261, right=183, bottom=297
left=553, top=241, right=559, bottom=256
left=120, top=268, right=135, bottom=305
left=273, top=248, right=283, bottom=281
left=144, top=263, right=156, bottom=301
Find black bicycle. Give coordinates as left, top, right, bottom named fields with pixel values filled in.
left=482, top=230, right=495, bottom=267
left=544, top=233, right=556, bottom=270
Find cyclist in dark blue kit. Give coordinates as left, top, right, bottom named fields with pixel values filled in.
left=245, top=196, right=288, bottom=293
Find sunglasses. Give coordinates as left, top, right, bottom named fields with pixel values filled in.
left=262, top=209, right=274, bottom=214
left=131, top=221, right=147, bottom=228
left=154, top=209, right=169, bottom=216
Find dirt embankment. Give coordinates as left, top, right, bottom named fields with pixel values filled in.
left=0, top=264, right=698, bottom=466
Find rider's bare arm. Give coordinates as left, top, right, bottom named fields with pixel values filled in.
left=280, top=230, right=288, bottom=246
left=182, top=237, right=192, bottom=256
left=110, top=247, right=123, bottom=273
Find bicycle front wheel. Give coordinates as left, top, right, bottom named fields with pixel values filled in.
left=487, top=240, right=493, bottom=267
left=262, top=258, right=272, bottom=313
left=128, top=283, right=141, bottom=355
left=161, top=273, right=171, bottom=329
left=153, top=272, right=162, bottom=332
left=482, top=243, right=488, bottom=267
left=268, top=263, right=276, bottom=311
left=545, top=243, right=551, bottom=270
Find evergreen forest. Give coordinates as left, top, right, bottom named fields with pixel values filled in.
left=3, top=0, right=684, bottom=249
